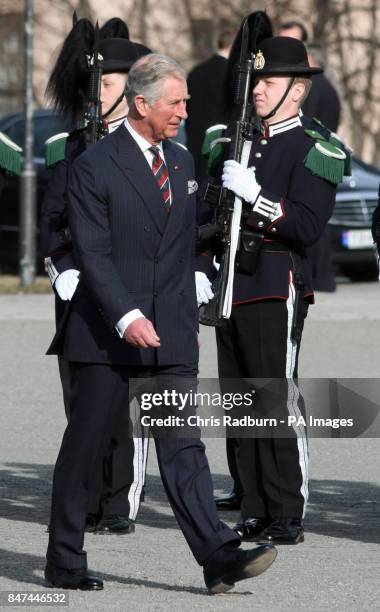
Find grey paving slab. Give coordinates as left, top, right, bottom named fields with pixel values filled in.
left=0, top=283, right=379, bottom=611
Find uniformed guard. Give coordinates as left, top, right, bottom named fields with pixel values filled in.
left=0, top=132, right=22, bottom=194
left=40, top=16, right=151, bottom=535
left=196, top=34, right=351, bottom=544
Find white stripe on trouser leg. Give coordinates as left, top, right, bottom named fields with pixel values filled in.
left=141, top=435, right=149, bottom=487
left=128, top=396, right=148, bottom=520
left=286, top=274, right=309, bottom=517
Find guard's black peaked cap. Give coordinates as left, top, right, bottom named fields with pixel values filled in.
left=99, top=38, right=151, bottom=73
left=253, top=36, right=323, bottom=75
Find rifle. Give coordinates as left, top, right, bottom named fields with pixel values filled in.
left=198, top=17, right=257, bottom=327
left=84, top=24, right=107, bottom=147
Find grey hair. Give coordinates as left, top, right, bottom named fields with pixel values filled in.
left=126, top=53, right=186, bottom=108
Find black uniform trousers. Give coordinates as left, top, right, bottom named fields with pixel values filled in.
left=47, top=362, right=238, bottom=569
left=56, top=356, right=147, bottom=521
left=216, top=298, right=309, bottom=520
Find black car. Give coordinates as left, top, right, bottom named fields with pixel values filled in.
left=1, top=111, right=379, bottom=279
left=0, top=109, right=70, bottom=272
left=330, top=157, right=380, bottom=280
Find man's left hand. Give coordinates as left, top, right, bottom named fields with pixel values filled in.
left=222, top=160, right=261, bottom=204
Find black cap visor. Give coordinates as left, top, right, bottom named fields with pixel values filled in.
left=253, top=64, right=322, bottom=76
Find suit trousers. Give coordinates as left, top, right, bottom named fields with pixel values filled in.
left=56, top=356, right=147, bottom=521
left=216, top=299, right=309, bottom=520
left=46, top=362, right=238, bottom=569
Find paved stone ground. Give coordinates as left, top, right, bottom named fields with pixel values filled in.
left=0, top=283, right=379, bottom=611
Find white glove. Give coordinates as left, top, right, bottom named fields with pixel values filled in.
left=222, top=159, right=261, bottom=204
left=54, top=269, right=80, bottom=301
left=195, top=271, right=214, bottom=307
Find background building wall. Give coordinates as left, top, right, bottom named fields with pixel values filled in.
left=0, top=0, right=379, bottom=164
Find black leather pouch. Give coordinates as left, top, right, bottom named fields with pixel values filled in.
left=235, top=228, right=265, bottom=276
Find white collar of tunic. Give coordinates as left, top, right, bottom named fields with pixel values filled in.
left=261, top=112, right=302, bottom=138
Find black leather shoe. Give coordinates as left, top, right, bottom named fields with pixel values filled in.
left=85, top=514, right=98, bottom=533
left=233, top=517, right=270, bottom=541
left=45, top=564, right=103, bottom=590
left=214, top=492, right=241, bottom=511
left=95, top=515, right=135, bottom=535
left=258, top=518, right=304, bottom=544
left=204, top=544, right=277, bottom=595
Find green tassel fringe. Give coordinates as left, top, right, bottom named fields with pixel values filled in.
left=304, top=145, right=345, bottom=185
left=46, top=136, right=68, bottom=168
left=201, top=131, right=213, bottom=157
left=306, top=119, right=352, bottom=178
left=329, top=135, right=352, bottom=176
left=0, top=139, right=21, bottom=176
left=207, top=142, right=226, bottom=175
left=201, top=127, right=226, bottom=157
left=201, top=125, right=229, bottom=175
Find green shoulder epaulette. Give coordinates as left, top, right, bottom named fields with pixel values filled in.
left=45, top=132, right=69, bottom=168
left=311, top=117, right=352, bottom=176
left=304, top=128, right=348, bottom=185
left=201, top=124, right=229, bottom=175
left=0, top=132, right=22, bottom=176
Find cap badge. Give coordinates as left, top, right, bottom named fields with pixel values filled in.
left=254, top=50, right=265, bottom=70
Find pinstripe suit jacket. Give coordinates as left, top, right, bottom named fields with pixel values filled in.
left=61, top=124, right=199, bottom=366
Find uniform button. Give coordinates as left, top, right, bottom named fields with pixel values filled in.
left=258, top=221, right=264, bottom=227
left=255, top=152, right=262, bottom=158
left=144, top=225, right=151, bottom=232
left=261, top=139, right=268, bottom=145
left=154, top=290, right=159, bottom=297
left=154, top=257, right=159, bottom=263
left=251, top=165, right=256, bottom=171
left=271, top=227, right=277, bottom=232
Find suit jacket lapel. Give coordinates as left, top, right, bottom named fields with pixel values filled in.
left=109, top=125, right=168, bottom=235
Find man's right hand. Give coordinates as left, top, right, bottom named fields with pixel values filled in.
left=123, top=318, right=161, bottom=348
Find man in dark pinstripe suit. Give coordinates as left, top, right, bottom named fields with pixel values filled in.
left=44, top=53, right=277, bottom=593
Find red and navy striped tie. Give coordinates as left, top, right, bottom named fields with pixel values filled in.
left=150, top=146, right=171, bottom=211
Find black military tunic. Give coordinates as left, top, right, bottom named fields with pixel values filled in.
left=186, top=54, right=228, bottom=183
left=302, top=74, right=342, bottom=292
left=198, top=114, right=337, bottom=302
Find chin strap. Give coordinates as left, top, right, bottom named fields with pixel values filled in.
left=261, top=77, right=295, bottom=121
left=102, top=92, right=126, bottom=119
